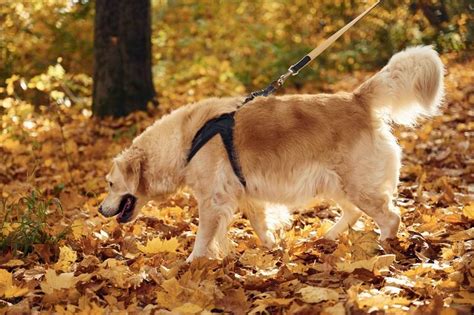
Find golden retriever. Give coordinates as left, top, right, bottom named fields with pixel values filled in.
left=99, top=46, right=444, bottom=261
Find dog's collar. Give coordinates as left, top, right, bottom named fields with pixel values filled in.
left=187, top=111, right=246, bottom=187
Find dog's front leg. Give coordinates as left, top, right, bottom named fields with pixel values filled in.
left=187, top=195, right=236, bottom=262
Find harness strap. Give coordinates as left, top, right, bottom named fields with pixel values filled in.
left=187, top=112, right=246, bottom=187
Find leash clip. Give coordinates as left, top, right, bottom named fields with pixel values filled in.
left=277, top=69, right=294, bottom=86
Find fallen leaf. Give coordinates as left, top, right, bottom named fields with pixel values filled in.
left=337, top=254, right=396, bottom=273
left=40, top=269, right=76, bottom=294
left=171, top=302, right=203, bottom=314
left=0, top=269, right=29, bottom=298
left=297, top=286, right=339, bottom=304
left=54, top=246, right=77, bottom=272
left=137, top=237, right=179, bottom=254
left=1, top=259, right=25, bottom=268
left=462, top=203, right=474, bottom=220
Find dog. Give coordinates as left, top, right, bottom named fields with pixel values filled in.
left=99, top=46, right=444, bottom=261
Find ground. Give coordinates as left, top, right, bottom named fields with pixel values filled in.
left=0, top=56, right=473, bottom=314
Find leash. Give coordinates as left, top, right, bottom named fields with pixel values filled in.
left=239, top=0, right=382, bottom=108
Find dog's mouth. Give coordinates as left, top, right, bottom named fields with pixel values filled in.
left=116, top=194, right=137, bottom=223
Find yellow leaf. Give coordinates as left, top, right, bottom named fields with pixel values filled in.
left=462, top=203, right=474, bottom=220
left=0, top=269, right=28, bottom=298
left=1, top=259, right=24, bottom=268
left=1, top=222, right=20, bottom=236
left=337, top=254, right=395, bottom=273
left=297, top=286, right=339, bottom=304
left=239, top=248, right=276, bottom=269
left=97, top=259, right=142, bottom=289
left=348, top=229, right=381, bottom=260
left=172, top=302, right=203, bottom=314
left=54, top=246, right=77, bottom=272
left=71, top=219, right=86, bottom=239
left=156, top=277, right=184, bottom=309
left=137, top=237, right=179, bottom=254
left=40, top=269, right=76, bottom=294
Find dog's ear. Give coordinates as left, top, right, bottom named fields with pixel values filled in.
left=115, top=147, right=144, bottom=194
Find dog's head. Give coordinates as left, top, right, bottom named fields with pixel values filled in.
left=99, top=147, right=144, bottom=223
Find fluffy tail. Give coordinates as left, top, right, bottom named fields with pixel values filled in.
left=354, top=46, right=444, bottom=125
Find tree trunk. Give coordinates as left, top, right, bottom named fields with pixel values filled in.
left=93, top=0, right=156, bottom=117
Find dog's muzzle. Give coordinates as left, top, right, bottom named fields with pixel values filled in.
left=116, top=194, right=137, bottom=223
left=99, top=194, right=137, bottom=223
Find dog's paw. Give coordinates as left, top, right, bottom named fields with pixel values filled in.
left=260, top=230, right=277, bottom=249
left=186, top=250, right=208, bottom=262
left=322, top=230, right=338, bottom=241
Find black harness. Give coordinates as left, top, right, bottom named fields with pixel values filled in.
left=186, top=112, right=246, bottom=187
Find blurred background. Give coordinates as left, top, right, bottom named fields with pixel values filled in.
left=1, top=0, right=472, bottom=115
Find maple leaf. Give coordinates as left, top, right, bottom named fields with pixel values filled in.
left=137, top=237, right=180, bottom=254
left=0, top=269, right=29, bottom=298
left=239, top=248, right=276, bottom=270
left=54, top=245, right=77, bottom=272
left=347, top=229, right=382, bottom=260
left=337, top=254, right=396, bottom=273
left=97, top=259, right=143, bottom=289
left=40, top=269, right=77, bottom=295
left=217, top=288, right=250, bottom=315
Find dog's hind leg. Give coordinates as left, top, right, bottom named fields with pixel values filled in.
left=348, top=192, right=400, bottom=240
left=324, top=199, right=362, bottom=240
left=187, top=193, right=237, bottom=262
left=241, top=199, right=291, bottom=249
left=343, top=136, right=401, bottom=240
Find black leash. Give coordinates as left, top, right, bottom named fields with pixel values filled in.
left=239, top=0, right=381, bottom=108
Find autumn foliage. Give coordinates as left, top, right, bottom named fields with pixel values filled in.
left=1, top=1, right=473, bottom=314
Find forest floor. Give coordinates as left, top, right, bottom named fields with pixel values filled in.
left=0, top=56, right=473, bottom=314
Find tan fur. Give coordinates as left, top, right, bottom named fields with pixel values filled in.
left=99, top=46, right=445, bottom=261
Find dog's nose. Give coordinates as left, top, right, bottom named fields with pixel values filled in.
left=98, top=205, right=104, bottom=215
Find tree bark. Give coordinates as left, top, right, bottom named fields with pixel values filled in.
left=93, top=0, right=156, bottom=117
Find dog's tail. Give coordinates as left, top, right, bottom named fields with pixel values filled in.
left=354, top=46, right=444, bottom=125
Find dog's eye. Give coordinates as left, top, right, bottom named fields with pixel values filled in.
left=108, top=181, right=113, bottom=188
